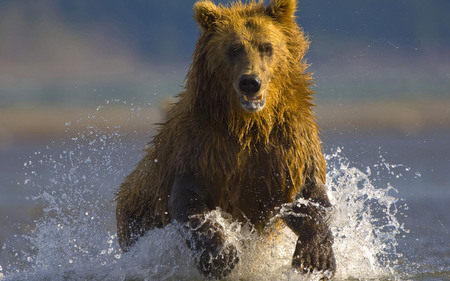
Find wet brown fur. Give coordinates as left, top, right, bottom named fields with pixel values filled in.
left=116, top=0, right=326, bottom=252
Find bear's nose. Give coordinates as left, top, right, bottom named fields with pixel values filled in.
left=239, top=75, right=261, bottom=95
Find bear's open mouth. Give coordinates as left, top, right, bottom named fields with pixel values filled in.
left=240, top=93, right=266, bottom=112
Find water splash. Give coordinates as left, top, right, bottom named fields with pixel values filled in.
left=325, top=147, right=408, bottom=279
left=1, top=102, right=409, bottom=280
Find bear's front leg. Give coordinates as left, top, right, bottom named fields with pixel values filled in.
left=283, top=183, right=336, bottom=279
left=168, top=175, right=239, bottom=279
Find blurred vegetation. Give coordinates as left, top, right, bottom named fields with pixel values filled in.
left=0, top=0, right=449, bottom=106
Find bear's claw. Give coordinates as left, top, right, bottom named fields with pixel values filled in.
left=185, top=218, right=239, bottom=279
left=196, top=243, right=239, bottom=279
left=292, top=238, right=336, bottom=280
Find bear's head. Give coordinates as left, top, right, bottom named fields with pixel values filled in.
left=191, top=0, right=309, bottom=116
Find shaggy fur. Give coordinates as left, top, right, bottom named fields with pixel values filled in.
left=116, top=0, right=335, bottom=279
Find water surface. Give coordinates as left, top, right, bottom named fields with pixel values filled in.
left=0, top=104, right=449, bottom=280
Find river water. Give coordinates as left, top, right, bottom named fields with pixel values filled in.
left=0, top=104, right=449, bottom=280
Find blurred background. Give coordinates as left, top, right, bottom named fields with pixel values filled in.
left=0, top=0, right=449, bottom=138
left=0, top=0, right=449, bottom=277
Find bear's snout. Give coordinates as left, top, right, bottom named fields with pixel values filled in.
left=237, top=74, right=266, bottom=112
left=238, top=75, right=261, bottom=95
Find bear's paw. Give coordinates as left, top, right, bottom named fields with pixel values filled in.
left=196, top=243, right=239, bottom=279
left=292, top=238, right=336, bottom=280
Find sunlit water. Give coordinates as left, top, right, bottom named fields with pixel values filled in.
left=0, top=101, right=446, bottom=280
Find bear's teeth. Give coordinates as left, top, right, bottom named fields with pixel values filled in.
left=242, top=94, right=263, bottom=102
left=250, top=95, right=263, bottom=101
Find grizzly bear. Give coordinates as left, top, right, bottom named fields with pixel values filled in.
left=116, top=0, right=335, bottom=279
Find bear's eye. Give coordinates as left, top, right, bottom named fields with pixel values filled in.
left=227, top=44, right=244, bottom=58
left=259, top=43, right=273, bottom=56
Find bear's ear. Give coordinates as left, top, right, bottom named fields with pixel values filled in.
left=193, top=0, right=221, bottom=31
left=266, top=0, right=297, bottom=22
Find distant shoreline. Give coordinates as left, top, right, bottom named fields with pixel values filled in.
left=316, top=98, right=450, bottom=135
left=1, top=99, right=449, bottom=144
